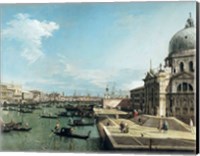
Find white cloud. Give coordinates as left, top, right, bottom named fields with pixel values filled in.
left=57, top=54, right=147, bottom=92
left=122, top=80, right=144, bottom=91
left=3, top=13, right=59, bottom=63
left=58, top=54, right=118, bottom=88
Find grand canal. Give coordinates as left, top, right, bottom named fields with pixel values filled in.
left=0, top=104, right=102, bottom=152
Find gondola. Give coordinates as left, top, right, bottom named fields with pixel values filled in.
left=5, top=122, right=22, bottom=129
left=1, top=126, right=12, bottom=133
left=68, top=119, right=95, bottom=127
left=18, top=109, right=33, bottom=113
left=40, top=115, right=58, bottom=119
left=68, top=122, right=94, bottom=127
left=57, top=112, right=72, bottom=117
left=13, top=127, right=32, bottom=132
left=52, top=127, right=91, bottom=140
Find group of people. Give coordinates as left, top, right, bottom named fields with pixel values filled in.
left=119, top=121, right=129, bottom=133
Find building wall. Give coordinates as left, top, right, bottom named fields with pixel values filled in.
left=0, top=85, right=13, bottom=103
left=130, top=87, right=145, bottom=112
left=144, top=75, right=160, bottom=116
left=0, top=83, right=22, bottom=104
left=22, top=91, right=34, bottom=103
left=165, top=49, right=195, bottom=124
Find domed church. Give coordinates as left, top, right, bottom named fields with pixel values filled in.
left=133, top=14, right=196, bottom=125
left=165, top=13, right=196, bottom=124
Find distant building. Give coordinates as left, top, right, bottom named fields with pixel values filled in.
left=130, top=15, right=196, bottom=124
left=22, top=91, right=34, bottom=103
left=30, top=90, right=48, bottom=102
left=130, top=86, right=145, bottom=112
left=0, top=83, right=22, bottom=104
left=116, top=99, right=133, bottom=111
left=103, top=98, right=123, bottom=109
left=0, top=84, right=13, bottom=104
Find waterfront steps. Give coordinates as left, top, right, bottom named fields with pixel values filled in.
left=97, top=116, right=196, bottom=152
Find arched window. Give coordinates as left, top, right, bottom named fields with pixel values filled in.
left=180, top=62, right=184, bottom=72
left=183, top=82, right=188, bottom=91
left=177, top=83, right=193, bottom=92
left=177, top=84, right=182, bottom=92
left=189, top=61, right=194, bottom=72
left=189, top=84, right=193, bottom=91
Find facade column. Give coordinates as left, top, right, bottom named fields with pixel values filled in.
left=157, top=71, right=170, bottom=117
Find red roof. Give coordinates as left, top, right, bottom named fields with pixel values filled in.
left=117, top=99, right=132, bottom=108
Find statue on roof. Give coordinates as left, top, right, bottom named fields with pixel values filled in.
left=185, top=12, right=194, bottom=28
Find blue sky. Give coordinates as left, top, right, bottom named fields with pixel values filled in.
left=0, top=2, right=196, bottom=96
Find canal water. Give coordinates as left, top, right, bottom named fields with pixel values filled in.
left=0, top=105, right=102, bottom=152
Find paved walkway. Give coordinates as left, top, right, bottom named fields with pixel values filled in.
left=100, top=117, right=196, bottom=151
left=94, top=108, right=128, bottom=115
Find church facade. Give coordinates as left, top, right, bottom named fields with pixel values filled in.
left=164, top=14, right=196, bottom=124
left=131, top=15, right=196, bottom=125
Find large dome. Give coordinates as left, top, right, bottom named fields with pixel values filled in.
left=168, top=16, right=196, bottom=54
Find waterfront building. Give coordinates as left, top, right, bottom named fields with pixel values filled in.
left=130, top=15, right=196, bottom=124
left=0, top=84, right=13, bottom=104
left=22, top=90, right=34, bottom=103
left=30, top=90, right=48, bottom=102
left=6, top=83, right=22, bottom=103
left=0, top=83, right=22, bottom=104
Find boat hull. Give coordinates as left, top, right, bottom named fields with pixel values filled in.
left=52, top=128, right=91, bottom=140
left=13, top=127, right=32, bottom=132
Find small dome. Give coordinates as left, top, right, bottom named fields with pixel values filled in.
left=168, top=15, right=196, bottom=55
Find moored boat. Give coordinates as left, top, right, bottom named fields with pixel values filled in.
left=52, top=127, right=91, bottom=140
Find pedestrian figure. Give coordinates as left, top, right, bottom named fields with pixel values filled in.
left=54, top=122, right=60, bottom=132
left=124, top=122, right=129, bottom=133
left=138, top=118, right=142, bottom=124
left=119, top=121, right=125, bottom=133
left=162, top=120, right=168, bottom=132
left=134, top=110, right=138, bottom=118
left=25, top=122, right=29, bottom=128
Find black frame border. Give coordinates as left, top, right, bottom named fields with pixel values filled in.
left=196, top=1, right=199, bottom=154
